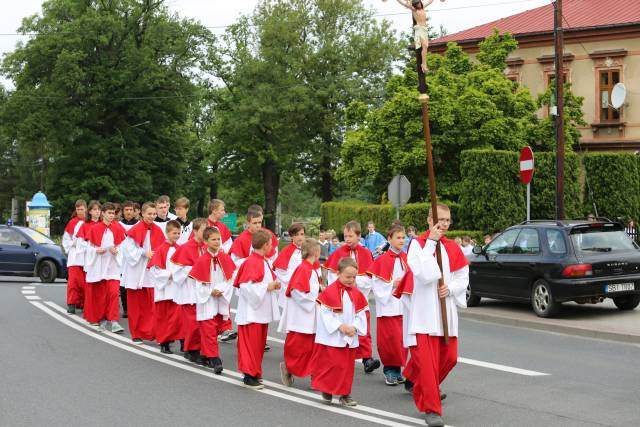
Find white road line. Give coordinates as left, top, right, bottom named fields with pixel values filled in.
left=25, top=295, right=41, bottom=300
left=21, top=290, right=36, bottom=294
left=31, top=301, right=425, bottom=427
left=22, top=286, right=36, bottom=290
left=458, top=357, right=549, bottom=376
left=231, top=310, right=549, bottom=377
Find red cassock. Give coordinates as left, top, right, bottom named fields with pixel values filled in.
left=171, top=238, right=204, bottom=350
left=282, top=260, right=318, bottom=378
left=310, top=281, right=367, bottom=396
left=83, top=222, right=126, bottom=324
left=206, top=220, right=235, bottom=333
left=189, top=250, right=236, bottom=358
left=233, top=253, right=275, bottom=378
left=229, top=229, right=279, bottom=260
left=65, top=217, right=85, bottom=307
left=324, top=244, right=374, bottom=360
left=149, top=241, right=182, bottom=344
left=399, top=231, right=468, bottom=416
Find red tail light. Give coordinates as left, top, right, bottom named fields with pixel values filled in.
left=562, top=264, right=593, bottom=277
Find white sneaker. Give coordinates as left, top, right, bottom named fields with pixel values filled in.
left=98, top=320, right=107, bottom=332
left=111, top=322, right=124, bottom=334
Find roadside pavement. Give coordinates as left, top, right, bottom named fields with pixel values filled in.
left=460, top=298, right=640, bottom=344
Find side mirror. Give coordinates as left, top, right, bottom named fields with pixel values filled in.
left=472, top=245, right=484, bottom=255
left=21, top=241, right=30, bottom=249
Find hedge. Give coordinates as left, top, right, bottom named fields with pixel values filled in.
left=582, top=152, right=640, bottom=222
left=320, top=201, right=463, bottom=235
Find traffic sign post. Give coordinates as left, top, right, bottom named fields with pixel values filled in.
left=520, top=147, right=535, bottom=221
left=388, top=175, right=411, bottom=220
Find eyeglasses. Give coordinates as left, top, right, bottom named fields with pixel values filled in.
left=437, top=218, right=453, bottom=225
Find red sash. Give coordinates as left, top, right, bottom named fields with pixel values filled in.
left=189, top=250, right=236, bottom=283
left=233, top=252, right=276, bottom=288
left=317, top=280, right=368, bottom=313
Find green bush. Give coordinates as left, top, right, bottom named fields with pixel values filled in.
left=582, top=152, right=640, bottom=222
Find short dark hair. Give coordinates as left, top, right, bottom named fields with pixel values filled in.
left=203, top=226, right=220, bottom=241
left=101, top=202, right=116, bottom=212
left=252, top=229, right=271, bottom=249
left=288, top=222, right=305, bottom=236
left=192, top=217, right=208, bottom=231
left=387, top=224, right=405, bottom=239
left=166, top=220, right=181, bottom=233
left=338, top=256, right=358, bottom=273
left=344, top=220, right=362, bottom=236
left=122, top=200, right=135, bottom=209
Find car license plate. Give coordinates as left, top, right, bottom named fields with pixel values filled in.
left=606, top=283, right=635, bottom=293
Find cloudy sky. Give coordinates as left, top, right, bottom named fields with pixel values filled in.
left=0, top=0, right=551, bottom=86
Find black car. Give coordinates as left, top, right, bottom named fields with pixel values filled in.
left=467, top=220, right=640, bottom=317
left=0, top=225, right=67, bottom=283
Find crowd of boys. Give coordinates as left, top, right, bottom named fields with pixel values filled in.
left=62, top=195, right=468, bottom=427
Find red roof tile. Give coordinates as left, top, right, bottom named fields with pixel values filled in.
left=431, top=0, right=640, bottom=45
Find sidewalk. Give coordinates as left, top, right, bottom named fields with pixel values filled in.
left=460, top=298, right=640, bottom=344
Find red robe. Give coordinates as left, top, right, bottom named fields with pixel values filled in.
left=127, top=220, right=166, bottom=251
left=189, top=250, right=235, bottom=283
left=64, top=217, right=85, bottom=306
left=229, top=229, right=278, bottom=260
left=323, top=244, right=372, bottom=275
left=86, top=221, right=126, bottom=247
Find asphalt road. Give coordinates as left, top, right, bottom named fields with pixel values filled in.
left=1, top=277, right=639, bottom=427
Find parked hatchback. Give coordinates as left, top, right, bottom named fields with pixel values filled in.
left=0, top=225, right=67, bottom=282
left=467, top=220, right=640, bottom=317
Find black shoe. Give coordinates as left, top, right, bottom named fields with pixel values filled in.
left=194, top=353, right=206, bottom=366
left=264, top=344, right=271, bottom=352
left=122, top=311, right=128, bottom=319
left=363, top=358, right=381, bottom=374
left=211, top=357, right=223, bottom=375
left=67, top=304, right=76, bottom=314
left=243, top=375, right=264, bottom=390
left=440, top=391, right=447, bottom=401
left=160, top=342, right=173, bottom=354
left=179, top=339, right=185, bottom=353
left=404, top=379, right=414, bottom=393
left=321, top=392, right=332, bottom=404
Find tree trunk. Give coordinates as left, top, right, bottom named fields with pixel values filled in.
left=262, top=157, right=280, bottom=232
left=320, top=138, right=333, bottom=202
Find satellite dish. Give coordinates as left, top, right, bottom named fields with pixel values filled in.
left=611, top=83, right=627, bottom=110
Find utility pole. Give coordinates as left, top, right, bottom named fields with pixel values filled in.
left=554, top=0, right=565, bottom=220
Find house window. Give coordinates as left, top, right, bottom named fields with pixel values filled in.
left=546, top=72, right=568, bottom=88
left=599, top=69, right=620, bottom=122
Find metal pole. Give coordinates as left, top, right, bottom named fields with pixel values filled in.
left=527, top=183, right=531, bottom=221
left=554, top=0, right=566, bottom=220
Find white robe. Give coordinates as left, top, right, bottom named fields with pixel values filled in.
left=371, top=256, right=406, bottom=318
left=235, top=260, right=281, bottom=325
left=195, top=260, right=234, bottom=321
left=171, top=263, right=197, bottom=305
left=62, top=220, right=84, bottom=267
left=314, top=292, right=367, bottom=348
left=274, top=247, right=302, bottom=308
left=150, top=247, right=177, bottom=302
left=177, top=221, right=193, bottom=245
left=406, top=239, right=469, bottom=339
left=84, top=229, right=123, bottom=283
left=277, top=269, right=320, bottom=334
left=121, top=233, right=153, bottom=290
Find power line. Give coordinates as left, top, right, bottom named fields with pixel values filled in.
left=0, top=0, right=542, bottom=36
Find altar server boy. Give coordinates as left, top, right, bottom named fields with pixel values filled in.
left=148, top=220, right=182, bottom=354
left=207, top=199, right=233, bottom=253
left=233, top=230, right=281, bottom=389
left=311, top=257, right=367, bottom=407
left=273, top=222, right=306, bottom=306
left=122, top=202, right=165, bottom=344
left=230, top=205, right=279, bottom=267
left=84, top=202, right=126, bottom=334
left=190, top=226, right=236, bottom=374
left=323, top=221, right=380, bottom=374
left=62, top=199, right=87, bottom=314
left=278, top=238, right=322, bottom=386
left=368, top=224, right=409, bottom=385
left=170, top=217, right=207, bottom=362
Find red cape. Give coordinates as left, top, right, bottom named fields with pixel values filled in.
left=189, top=250, right=236, bottom=282
left=64, top=217, right=83, bottom=236
left=170, top=238, right=203, bottom=267
left=273, top=243, right=299, bottom=270
left=76, top=219, right=99, bottom=241
left=147, top=241, right=179, bottom=270
left=285, top=259, right=320, bottom=297
left=367, top=250, right=407, bottom=283
left=126, top=220, right=165, bottom=250
left=207, top=219, right=232, bottom=243
left=323, top=244, right=373, bottom=275
left=229, top=229, right=278, bottom=259
left=87, top=221, right=126, bottom=247
left=415, top=231, right=469, bottom=273
left=317, top=280, right=368, bottom=313
left=233, top=252, right=275, bottom=288
left=393, top=271, right=415, bottom=299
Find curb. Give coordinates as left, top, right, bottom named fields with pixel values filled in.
left=459, top=310, right=640, bottom=345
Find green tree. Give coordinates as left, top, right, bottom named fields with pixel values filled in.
left=1, top=0, right=213, bottom=220
left=337, top=31, right=539, bottom=201
left=534, top=81, right=587, bottom=151
left=209, top=0, right=399, bottom=229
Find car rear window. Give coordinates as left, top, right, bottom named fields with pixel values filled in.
left=570, top=227, right=639, bottom=254
left=546, top=229, right=567, bottom=255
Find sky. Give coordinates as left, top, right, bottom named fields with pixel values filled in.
left=0, top=0, right=552, bottom=87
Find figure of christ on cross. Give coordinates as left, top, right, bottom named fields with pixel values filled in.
left=393, top=0, right=444, bottom=73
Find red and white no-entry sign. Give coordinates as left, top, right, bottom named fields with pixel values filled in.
left=520, top=147, right=534, bottom=185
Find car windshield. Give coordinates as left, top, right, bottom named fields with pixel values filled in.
left=20, top=227, right=56, bottom=245
left=570, top=229, right=639, bottom=254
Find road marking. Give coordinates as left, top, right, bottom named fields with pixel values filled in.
left=458, top=357, right=549, bottom=376
left=22, top=286, right=36, bottom=290
left=41, top=301, right=435, bottom=426
left=21, top=290, right=36, bottom=294
left=25, top=295, right=41, bottom=300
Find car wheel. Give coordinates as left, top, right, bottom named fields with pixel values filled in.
left=38, top=260, right=57, bottom=283
left=466, top=284, right=481, bottom=307
left=612, top=294, right=640, bottom=311
left=531, top=279, right=560, bottom=318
